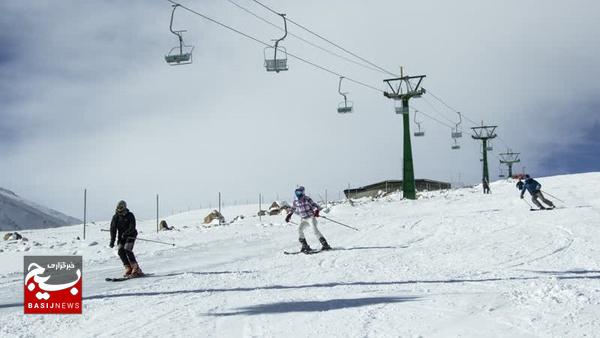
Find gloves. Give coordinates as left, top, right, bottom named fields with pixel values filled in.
left=109, top=241, right=115, bottom=248
left=285, top=213, right=292, bottom=223
left=314, top=209, right=320, bottom=217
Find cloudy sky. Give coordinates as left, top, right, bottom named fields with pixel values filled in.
left=1, top=0, right=598, bottom=221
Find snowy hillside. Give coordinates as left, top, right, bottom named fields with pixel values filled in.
left=0, top=188, right=81, bottom=231
left=1, top=173, right=600, bottom=337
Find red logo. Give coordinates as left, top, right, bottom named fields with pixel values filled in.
left=24, top=256, right=82, bottom=314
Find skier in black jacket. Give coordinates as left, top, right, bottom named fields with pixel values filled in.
left=110, top=200, right=143, bottom=277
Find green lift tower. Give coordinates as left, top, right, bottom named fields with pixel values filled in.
left=471, top=123, right=497, bottom=190
left=499, top=150, right=520, bottom=178
left=383, top=69, right=426, bottom=200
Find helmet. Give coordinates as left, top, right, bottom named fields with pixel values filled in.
left=116, top=200, right=127, bottom=211
left=295, top=186, right=305, bottom=198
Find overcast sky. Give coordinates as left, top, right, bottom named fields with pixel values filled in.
left=1, top=0, right=598, bottom=221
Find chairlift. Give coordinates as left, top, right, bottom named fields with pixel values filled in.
left=451, top=138, right=460, bottom=150
left=394, top=100, right=408, bottom=114
left=486, top=141, right=493, bottom=151
left=264, top=14, right=288, bottom=72
left=165, top=4, right=194, bottom=66
left=498, top=165, right=506, bottom=178
left=336, top=77, right=353, bottom=113
left=451, top=112, right=463, bottom=138
left=413, top=110, right=425, bottom=137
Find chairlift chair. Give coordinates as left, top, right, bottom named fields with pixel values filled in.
left=413, top=110, right=425, bottom=137
left=451, top=138, right=460, bottom=150
left=264, top=14, right=289, bottom=73
left=486, top=141, right=494, bottom=151
left=264, top=46, right=288, bottom=72
left=394, top=100, right=409, bottom=115
left=165, top=4, right=194, bottom=66
left=336, top=77, right=353, bottom=113
left=338, top=102, right=353, bottom=113
left=451, top=112, right=463, bottom=138
left=498, top=165, right=506, bottom=178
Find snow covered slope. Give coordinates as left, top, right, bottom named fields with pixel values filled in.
left=1, top=173, right=599, bottom=337
left=0, top=188, right=81, bottom=231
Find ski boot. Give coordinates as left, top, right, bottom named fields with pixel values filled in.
left=123, top=264, right=132, bottom=278
left=319, top=237, right=332, bottom=251
left=128, top=263, right=144, bottom=278
left=299, top=238, right=312, bottom=254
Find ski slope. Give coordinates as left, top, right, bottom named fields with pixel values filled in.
left=1, top=173, right=599, bottom=337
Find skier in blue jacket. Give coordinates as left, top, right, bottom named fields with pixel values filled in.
left=520, top=175, right=555, bottom=209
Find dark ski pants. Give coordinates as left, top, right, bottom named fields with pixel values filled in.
left=532, top=191, right=554, bottom=209
left=117, top=237, right=137, bottom=266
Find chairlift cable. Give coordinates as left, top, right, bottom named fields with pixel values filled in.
left=224, top=0, right=385, bottom=74
left=166, top=0, right=383, bottom=93
left=421, top=96, right=460, bottom=125
left=423, top=89, right=481, bottom=126
left=250, top=0, right=519, bottom=154
left=170, top=0, right=519, bottom=156
left=410, top=106, right=454, bottom=129
left=250, top=0, right=399, bottom=77
left=423, top=86, right=518, bottom=151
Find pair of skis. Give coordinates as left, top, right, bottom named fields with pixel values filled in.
left=283, top=248, right=336, bottom=255
left=105, top=273, right=153, bottom=282
left=530, top=207, right=562, bottom=211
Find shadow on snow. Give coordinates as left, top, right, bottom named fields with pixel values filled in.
left=207, top=296, right=419, bottom=316
left=1, top=270, right=599, bottom=309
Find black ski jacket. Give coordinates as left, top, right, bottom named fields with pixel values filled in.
left=110, top=209, right=137, bottom=244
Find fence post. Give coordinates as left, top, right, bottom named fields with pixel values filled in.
left=259, top=193, right=262, bottom=223
left=83, top=189, right=87, bottom=240
left=218, top=192, right=222, bottom=225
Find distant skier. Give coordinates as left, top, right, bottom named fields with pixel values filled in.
left=520, top=175, right=555, bottom=210
left=285, top=186, right=332, bottom=253
left=482, top=178, right=491, bottom=194
left=109, top=200, right=143, bottom=277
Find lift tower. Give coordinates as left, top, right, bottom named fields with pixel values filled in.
left=383, top=69, right=426, bottom=200
left=499, top=150, right=520, bottom=178
left=471, top=123, right=497, bottom=187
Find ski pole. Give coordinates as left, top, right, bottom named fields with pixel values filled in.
left=320, top=216, right=359, bottom=231
left=129, top=236, right=175, bottom=246
left=521, top=197, right=534, bottom=209
left=541, top=190, right=566, bottom=204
